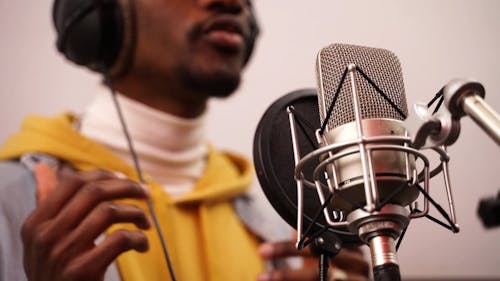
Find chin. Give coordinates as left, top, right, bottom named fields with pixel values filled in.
left=179, top=63, right=242, bottom=98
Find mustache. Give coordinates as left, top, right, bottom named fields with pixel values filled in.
left=187, top=14, right=253, bottom=45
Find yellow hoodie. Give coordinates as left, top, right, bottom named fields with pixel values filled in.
left=0, top=114, right=264, bottom=281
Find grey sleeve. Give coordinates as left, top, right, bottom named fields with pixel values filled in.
left=0, top=161, right=37, bottom=281
left=234, top=181, right=304, bottom=270
left=0, top=159, right=122, bottom=281
left=233, top=180, right=294, bottom=242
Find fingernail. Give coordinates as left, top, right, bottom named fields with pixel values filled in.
left=256, top=273, right=271, bottom=281
left=258, top=243, right=273, bottom=257
left=139, top=183, right=151, bottom=196
left=140, top=216, right=152, bottom=230
left=113, top=172, right=127, bottom=179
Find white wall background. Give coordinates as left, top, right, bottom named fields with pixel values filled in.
left=1, top=0, right=499, bottom=279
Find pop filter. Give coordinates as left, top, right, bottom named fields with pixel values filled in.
left=253, top=88, right=361, bottom=247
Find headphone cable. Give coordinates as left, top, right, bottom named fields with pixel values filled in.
left=106, top=75, right=178, bottom=281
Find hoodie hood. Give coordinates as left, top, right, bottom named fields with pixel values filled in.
left=0, top=114, right=254, bottom=203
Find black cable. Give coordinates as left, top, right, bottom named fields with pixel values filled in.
left=297, top=185, right=368, bottom=249
left=432, top=96, right=445, bottom=115
left=417, top=162, right=445, bottom=183
left=292, top=106, right=319, bottom=135
left=299, top=225, right=330, bottom=249
left=320, top=67, right=349, bottom=135
left=297, top=192, right=334, bottom=249
left=355, top=66, right=407, bottom=120
left=106, top=76, right=178, bottom=281
left=425, top=212, right=456, bottom=231
left=375, top=180, right=412, bottom=211
left=415, top=183, right=459, bottom=233
left=290, top=107, right=319, bottom=150
left=107, top=83, right=145, bottom=182
left=426, top=88, right=444, bottom=108
left=426, top=87, right=445, bottom=115
left=329, top=187, right=368, bottom=213
left=318, top=65, right=408, bottom=136
left=395, top=225, right=408, bottom=251
left=296, top=188, right=358, bottom=248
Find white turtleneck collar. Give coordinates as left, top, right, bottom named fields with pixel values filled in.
left=80, top=93, right=208, bottom=197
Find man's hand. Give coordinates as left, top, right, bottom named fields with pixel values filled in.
left=21, top=167, right=151, bottom=281
left=257, top=241, right=370, bottom=281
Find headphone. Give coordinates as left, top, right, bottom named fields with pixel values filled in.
left=52, top=0, right=260, bottom=77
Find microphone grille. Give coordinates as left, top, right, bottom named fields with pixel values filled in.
left=316, top=43, right=408, bottom=130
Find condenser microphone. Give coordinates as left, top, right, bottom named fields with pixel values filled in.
left=254, top=43, right=460, bottom=281
left=315, top=44, right=418, bottom=213
left=314, top=43, right=417, bottom=280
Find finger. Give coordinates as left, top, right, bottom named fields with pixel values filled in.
left=80, top=202, right=151, bottom=233
left=61, top=229, right=148, bottom=280
left=343, top=246, right=363, bottom=255
left=330, top=271, right=369, bottom=281
left=259, top=241, right=313, bottom=260
left=257, top=267, right=318, bottom=281
left=51, top=178, right=149, bottom=232
left=257, top=265, right=369, bottom=281
left=21, top=169, right=117, bottom=260
left=328, top=266, right=369, bottom=281
left=343, top=273, right=369, bottom=281
left=331, top=248, right=370, bottom=277
left=25, top=168, right=116, bottom=225
left=51, top=202, right=151, bottom=262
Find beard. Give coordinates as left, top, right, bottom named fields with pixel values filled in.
left=177, top=62, right=242, bottom=98
left=177, top=14, right=258, bottom=99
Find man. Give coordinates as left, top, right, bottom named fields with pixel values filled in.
left=0, top=0, right=368, bottom=280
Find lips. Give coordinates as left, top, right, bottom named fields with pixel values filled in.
left=202, top=17, right=246, bottom=51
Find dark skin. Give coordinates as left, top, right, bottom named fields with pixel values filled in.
left=114, top=0, right=253, bottom=117
left=21, top=0, right=369, bottom=280
left=22, top=167, right=151, bottom=281
left=257, top=241, right=369, bottom=281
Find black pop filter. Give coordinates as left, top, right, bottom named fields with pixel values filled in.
left=253, top=89, right=361, bottom=247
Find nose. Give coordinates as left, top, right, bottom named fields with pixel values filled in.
left=198, top=0, right=246, bottom=14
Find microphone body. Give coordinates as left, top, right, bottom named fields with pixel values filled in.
left=315, top=44, right=415, bottom=280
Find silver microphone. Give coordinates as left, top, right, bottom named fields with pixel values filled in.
left=315, top=43, right=414, bottom=280
left=285, top=43, right=459, bottom=281
left=315, top=44, right=418, bottom=213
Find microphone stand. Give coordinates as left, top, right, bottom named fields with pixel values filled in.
left=443, top=79, right=500, bottom=146
left=310, top=234, right=342, bottom=281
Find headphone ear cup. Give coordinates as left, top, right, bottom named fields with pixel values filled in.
left=53, top=0, right=124, bottom=73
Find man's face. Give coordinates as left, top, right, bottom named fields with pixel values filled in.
left=133, top=0, right=257, bottom=99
